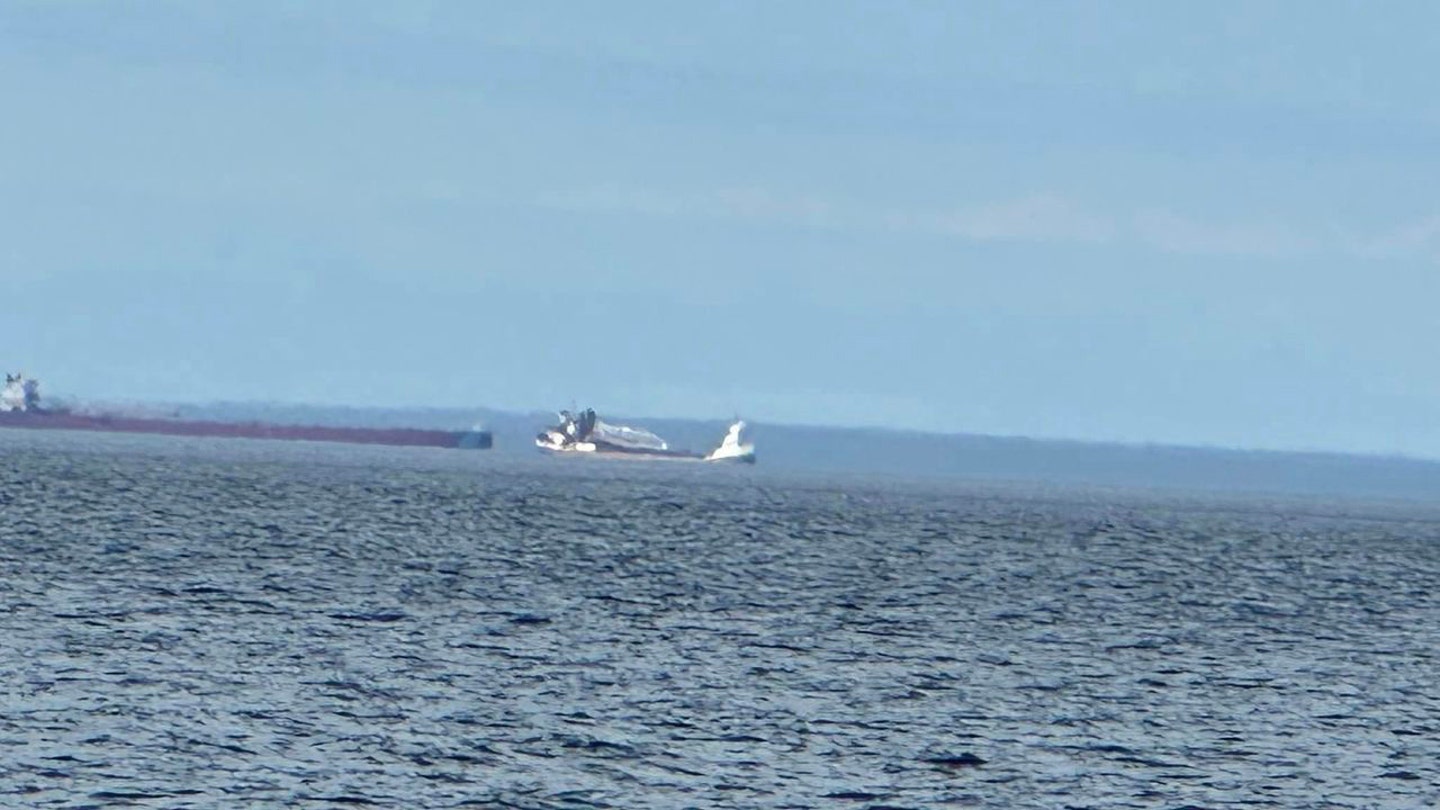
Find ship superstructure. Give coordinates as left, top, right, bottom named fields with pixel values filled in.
left=1, top=373, right=40, bottom=413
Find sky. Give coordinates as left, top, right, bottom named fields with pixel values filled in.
left=3, top=1, right=1439, bottom=456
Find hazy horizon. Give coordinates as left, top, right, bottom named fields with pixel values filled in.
left=59, top=391, right=1440, bottom=468
left=5, top=2, right=1439, bottom=458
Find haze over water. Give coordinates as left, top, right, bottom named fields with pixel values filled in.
left=3, top=430, right=1437, bottom=807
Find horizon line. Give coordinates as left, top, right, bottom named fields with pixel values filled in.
left=46, top=391, right=1440, bottom=467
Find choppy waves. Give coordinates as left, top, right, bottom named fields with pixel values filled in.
left=2, top=432, right=1438, bottom=807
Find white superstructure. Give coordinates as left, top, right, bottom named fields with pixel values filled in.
left=537, top=408, right=755, bottom=463
left=1, top=373, right=39, bottom=412
left=704, top=420, right=756, bottom=462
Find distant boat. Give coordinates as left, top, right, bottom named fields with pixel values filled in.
left=535, top=408, right=755, bottom=463
left=0, top=372, right=492, bottom=450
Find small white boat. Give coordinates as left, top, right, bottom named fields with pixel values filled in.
left=536, top=408, right=755, bottom=464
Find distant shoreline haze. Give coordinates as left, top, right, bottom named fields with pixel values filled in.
left=49, top=399, right=1438, bottom=501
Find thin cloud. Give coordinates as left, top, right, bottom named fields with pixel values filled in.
left=712, top=187, right=840, bottom=228
left=536, top=186, right=691, bottom=218
left=537, top=184, right=1439, bottom=262
left=899, top=194, right=1117, bottom=244
left=1131, top=208, right=1319, bottom=257
left=1363, top=213, right=1440, bottom=260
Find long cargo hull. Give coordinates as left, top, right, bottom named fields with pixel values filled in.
left=0, top=411, right=492, bottom=450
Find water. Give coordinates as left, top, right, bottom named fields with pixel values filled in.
left=2, top=430, right=1438, bottom=808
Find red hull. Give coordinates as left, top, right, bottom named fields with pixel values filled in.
left=0, top=411, right=492, bottom=450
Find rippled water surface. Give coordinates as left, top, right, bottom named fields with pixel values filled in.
left=2, top=430, right=1439, bottom=808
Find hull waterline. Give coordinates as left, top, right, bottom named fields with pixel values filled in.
left=0, top=411, right=492, bottom=450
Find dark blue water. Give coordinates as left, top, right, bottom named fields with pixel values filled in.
left=2, top=429, right=1438, bottom=808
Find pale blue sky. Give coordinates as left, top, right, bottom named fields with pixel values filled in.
left=3, top=1, right=1438, bottom=455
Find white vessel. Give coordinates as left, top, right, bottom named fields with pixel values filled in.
left=1, top=373, right=40, bottom=412
left=536, top=408, right=756, bottom=463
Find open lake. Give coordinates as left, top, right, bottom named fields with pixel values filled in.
left=2, top=429, right=1437, bottom=808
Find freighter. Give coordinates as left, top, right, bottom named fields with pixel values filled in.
left=0, top=373, right=492, bottom=450
left=536, top=407, right=755, bottom=463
